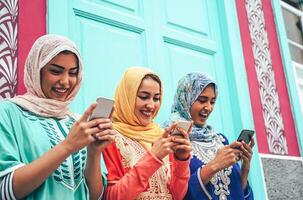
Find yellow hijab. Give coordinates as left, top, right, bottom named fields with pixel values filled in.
left=113, top=67, right=163, bottom=149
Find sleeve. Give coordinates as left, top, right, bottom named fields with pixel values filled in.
left=0, top=171, right=17, bottom=200
left=0, top=107, right=25, bottom=178
left=244, top=181, right=254, bottom=200
left=168, top=154, right=190, bottom=200
left=184, top=167, right=212, bottom=200
left=103, top=143, right=164, bottom=200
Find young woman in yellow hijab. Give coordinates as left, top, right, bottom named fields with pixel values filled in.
left=103, top=67, right=192, bottom=200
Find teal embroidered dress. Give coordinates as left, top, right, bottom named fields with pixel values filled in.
left=0, top=101, right=106, bottom=199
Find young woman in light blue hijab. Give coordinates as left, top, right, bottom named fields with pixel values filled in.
left=163, top=72, right=254, bottom=200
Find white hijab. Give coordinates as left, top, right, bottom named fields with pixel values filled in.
left=10, top=34, right=83, bottom=118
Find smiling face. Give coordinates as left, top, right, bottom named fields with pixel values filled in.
left=40, top=52, right=79, bottom=101
left=190, top=84, right=216, bottom=126
left=134, top=77, right=161, bottom=126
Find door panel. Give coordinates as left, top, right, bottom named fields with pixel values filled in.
left=49, top=0, right=231, bottom=135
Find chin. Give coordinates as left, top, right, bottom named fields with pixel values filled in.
left=140, top=120, right=152, bottom=126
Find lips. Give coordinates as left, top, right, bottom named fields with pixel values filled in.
left=199, top=112, right=209, bottom=119
left=52, top=87, right=69, bottom=97
left=141, top=110, right=153, bottom=117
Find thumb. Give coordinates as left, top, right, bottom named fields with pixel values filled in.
left=79, top=103, right=97, bottom=122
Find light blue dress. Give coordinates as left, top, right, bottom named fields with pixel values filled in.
left=0, top=100, right=107, bottom=200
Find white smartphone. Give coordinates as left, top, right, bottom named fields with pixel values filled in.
left=89, top=97, right=114, bottom=120
left=170, top=120, right=192, bottom=136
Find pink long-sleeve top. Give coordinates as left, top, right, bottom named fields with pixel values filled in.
left=103, top=134, right=190, bottom=200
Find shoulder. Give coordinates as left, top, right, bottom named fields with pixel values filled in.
left=0, top=100, right=23, bottom=118
left=0, top=100, right=19, bottom=111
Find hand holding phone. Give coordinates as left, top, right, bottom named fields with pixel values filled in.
left=237, top=129, right=254, bottom=144
left=89, top=97, right=114, bottom=121
left=170, top=120, right=192, bottom=137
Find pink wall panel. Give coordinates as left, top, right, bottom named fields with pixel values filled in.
left=262, top=0, right=299, bottom=156
left=236, top=0, right=270, bottom=154
left=18, top=0, right=46, bottom=94
left=236, top=0, right=300, bottom=156
left=0, top=1, right=18, bottom=98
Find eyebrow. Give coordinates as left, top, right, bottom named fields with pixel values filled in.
left=50, top=64, right=78, bottom=70
left=138, top=91, right=160, bottom=95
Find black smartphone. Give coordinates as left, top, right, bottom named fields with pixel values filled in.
left=89, top=97, right=114, bottom=121
left=237, top=129, right=254, bottom=144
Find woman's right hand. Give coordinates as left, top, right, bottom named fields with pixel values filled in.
left=61, top=104, right=106, bottom=153
left=150, top=126, right=175, bottom=160
left=208, top=141, right=243, bottom=172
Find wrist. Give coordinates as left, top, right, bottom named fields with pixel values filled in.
left=174, top=152, right=191, bottom=161
left=59, top=140, right=74, bottom=155
left=208, top=160, right=220, bottom=173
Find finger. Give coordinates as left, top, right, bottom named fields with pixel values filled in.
left=172, top=137, right=191, bottom=145
left=174, top=145, right=192, bottom=152
left=98, top=121, right=113, bottom=130
left=86, top=118, right=111, bottom=129
left=176, top=127, right=189, bottom=138
left=249, top=137, right=255, bottom=148
left=229, top=141, right=242, bottom=149
left=186, top=121, right=193, bottom=134
left=96, top=129, right=117, bottom=137
left=163, top=125, right=175, bottom=138
left=95, top=134, right=116, bottom=142
left=241, top=143, right=253, bottom=155
left=79, top=103, right=97, bottom=122
left=87, top=127, right=103, bottom=135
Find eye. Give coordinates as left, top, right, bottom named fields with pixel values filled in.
left=197, top=97, right=207, bottom=103
left=138, top=95, right=149, bottom=100
left=153, top=96, right=160, bottom=102
left=69, top=68, right=78, bottom=76
left=211, top=99, right=216, bottom=105
left=49, top=69, right=63, bottom=75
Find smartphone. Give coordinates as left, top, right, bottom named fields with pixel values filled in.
left=89, top=97, right=114, bottom=120
left=237, top=129, right=254, bottom=144
left=170, top=120, right=192, bottom=136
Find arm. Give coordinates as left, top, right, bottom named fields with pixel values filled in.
left=85, top=150, right=103, bottom=200
left=12, top=104, right=107, bottom=198
left=85, top=119, right=116, bottom=200
left=13, top=142, right=75, bottom=198
left=169, top=155, right=190, bottom=200
left=239, top=138, right=254, bottom=190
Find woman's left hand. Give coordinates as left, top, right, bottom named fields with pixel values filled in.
left=239, top=137, right=254, bottom=189
left=171, top=127, right=192, bottom=161
left=87, top=118, right=116, bottom=154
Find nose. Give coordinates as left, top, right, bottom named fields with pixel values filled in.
left=204, top=101, right=212, bottom=112
left=59, top=73, right=69, bottom=87
left=146, top=99, right=155, bottom=110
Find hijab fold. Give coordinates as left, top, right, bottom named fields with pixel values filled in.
left=163, top=72, right=218, bottom=142
left=10, top=34, right=83, bottom=118
left=113, top=67, right=163, bottom=149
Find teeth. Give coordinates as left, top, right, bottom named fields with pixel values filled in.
left=142, top=111, right=152, bottom=117
left=199, top=113, right=208, bottom=118
left=54, top=88, right=68, bottom=93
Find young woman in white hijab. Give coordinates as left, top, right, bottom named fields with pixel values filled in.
left=0, top=35, right=115, bottom=200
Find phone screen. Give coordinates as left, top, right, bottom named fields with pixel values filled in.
left=237, top=129, right=254, bottom=144
left=89, top=97, right=114, bottom=120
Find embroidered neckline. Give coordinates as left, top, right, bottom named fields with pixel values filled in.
left=192, top=135, right=232, bottom=200
left=115, top=133, right=173, bottom=200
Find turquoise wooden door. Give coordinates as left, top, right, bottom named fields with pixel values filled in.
left=48, top=0, right=230, bottom=130
left=48, top=0, right=266, bottom=198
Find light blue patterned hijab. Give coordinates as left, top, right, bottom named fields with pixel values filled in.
left=163, top=72, right=218, bottom=142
